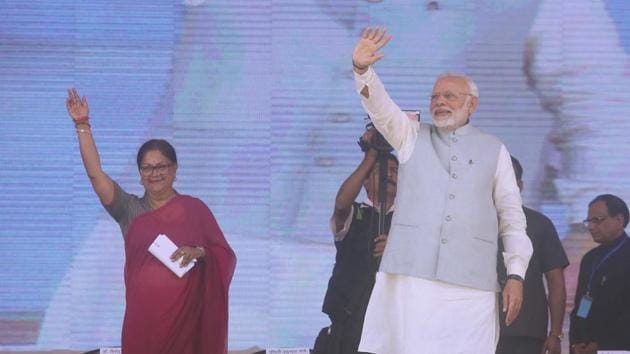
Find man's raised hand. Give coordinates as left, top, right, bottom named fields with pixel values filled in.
left=352, top=27, right=392, bottom=74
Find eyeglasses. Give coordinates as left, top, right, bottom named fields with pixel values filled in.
left=139, top=163, right=172, bottom=176
left=430, top=91, right=473, bottom=102
left=582, top=215, right=609, bottom=228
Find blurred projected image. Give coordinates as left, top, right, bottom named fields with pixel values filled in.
left=523, top=0, right=630, bottom=336
left=0, top=0, right=176, bottom=349
left=524, top=0, right=630, bottom=227
left=2, top=0, right=629, bottom=351
left=267, top=0, right=541, bottom=346
left=35, top=0, right=271, bottom=349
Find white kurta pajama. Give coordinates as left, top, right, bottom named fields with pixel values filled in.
left=354, top=67, right=533, bottom=354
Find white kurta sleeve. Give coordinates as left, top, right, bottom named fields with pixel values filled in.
left=493, top=145, right=533, bottom=278
left=354, top=67, right=419, bottom=163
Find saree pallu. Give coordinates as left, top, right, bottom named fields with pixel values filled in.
left=122, top=195, right=236, bottom=354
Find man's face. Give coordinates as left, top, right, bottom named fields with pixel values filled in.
left=586, top=200, right=625, bottom=245
left=430, top=76, right=477, bottom=130
left=364, top=158, right=398, bottom=207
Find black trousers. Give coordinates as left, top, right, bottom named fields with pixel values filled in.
left=313, top=283, right=373, bottom=354
left=496, top=335, right=545, bottom=354
left=313, top=317, right=373, bottom=354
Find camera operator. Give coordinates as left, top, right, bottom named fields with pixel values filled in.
left=313, top=127, right=398, bottom=354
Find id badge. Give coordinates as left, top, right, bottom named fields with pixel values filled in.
left=576, top=294, right=593, bottom=318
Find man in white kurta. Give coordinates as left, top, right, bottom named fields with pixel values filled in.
left=351, top=28, right=533, bottom=354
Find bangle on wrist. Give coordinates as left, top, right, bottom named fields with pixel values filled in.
left=74, top=116, right=90, bottom=126
left=549, top=333, right=564, bottom=340
left=76, top=128, right=91, bottom=134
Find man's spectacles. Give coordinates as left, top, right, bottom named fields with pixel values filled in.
left=139, top=163, right=172, bottom=176
left=430, top=91, right=473, bottom=102
left=582, top=215, right=609, bottom=228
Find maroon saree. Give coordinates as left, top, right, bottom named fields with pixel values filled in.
left=121, top=195, right=236, bottom=354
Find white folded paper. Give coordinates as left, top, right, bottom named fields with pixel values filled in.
left=148, top=234, right=195, bottom=278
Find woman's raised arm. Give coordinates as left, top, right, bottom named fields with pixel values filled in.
left=67, top=88, right=115, bottom=205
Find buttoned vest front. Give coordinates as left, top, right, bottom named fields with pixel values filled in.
left=380, top=122, right=502, bottom=291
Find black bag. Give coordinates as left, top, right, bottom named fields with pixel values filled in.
left=313, top=324, right=341, bottom=354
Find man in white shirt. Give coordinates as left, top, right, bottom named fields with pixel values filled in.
left=351, top=27, right=533, bottom=354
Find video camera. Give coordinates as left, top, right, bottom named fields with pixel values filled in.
left=357, top=112, right=420, bottom=153
left=357, top=121, right=393, bottom=153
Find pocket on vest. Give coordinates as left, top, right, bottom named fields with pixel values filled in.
left=473, top=235, right=497, bottom=245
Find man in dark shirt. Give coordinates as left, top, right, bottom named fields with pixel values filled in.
left=314, top=128, right=398, bottom=354
left=496, top=156, right=569, bottom=354
left=570, top=194, right=630, bottom=354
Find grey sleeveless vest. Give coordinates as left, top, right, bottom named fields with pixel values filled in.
left=380, top=122, right=503, bottom=291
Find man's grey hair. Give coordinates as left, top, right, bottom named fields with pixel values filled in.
left=436, top=73, right=479, bottom=98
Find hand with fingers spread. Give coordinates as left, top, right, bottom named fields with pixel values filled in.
left=503, top=277, right=524, bottom=326
left=352, top=27, right=392, bottom=74
left=66, top=88, right=90, bottom=126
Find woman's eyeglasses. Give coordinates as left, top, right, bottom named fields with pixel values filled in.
left=139, top=163, right=172, bottom=176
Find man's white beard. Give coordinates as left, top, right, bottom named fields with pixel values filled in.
left=431, top=109, right=469, bottom=130
left=432, top=116, right=456, bottom=129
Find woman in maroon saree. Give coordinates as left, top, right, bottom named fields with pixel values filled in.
left=67, top=88, right=236, bottom=354
left=122, top=195, right=235, bottom=354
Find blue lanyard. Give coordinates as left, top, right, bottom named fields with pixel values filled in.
left=587, top=236, right=628, bottom=295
